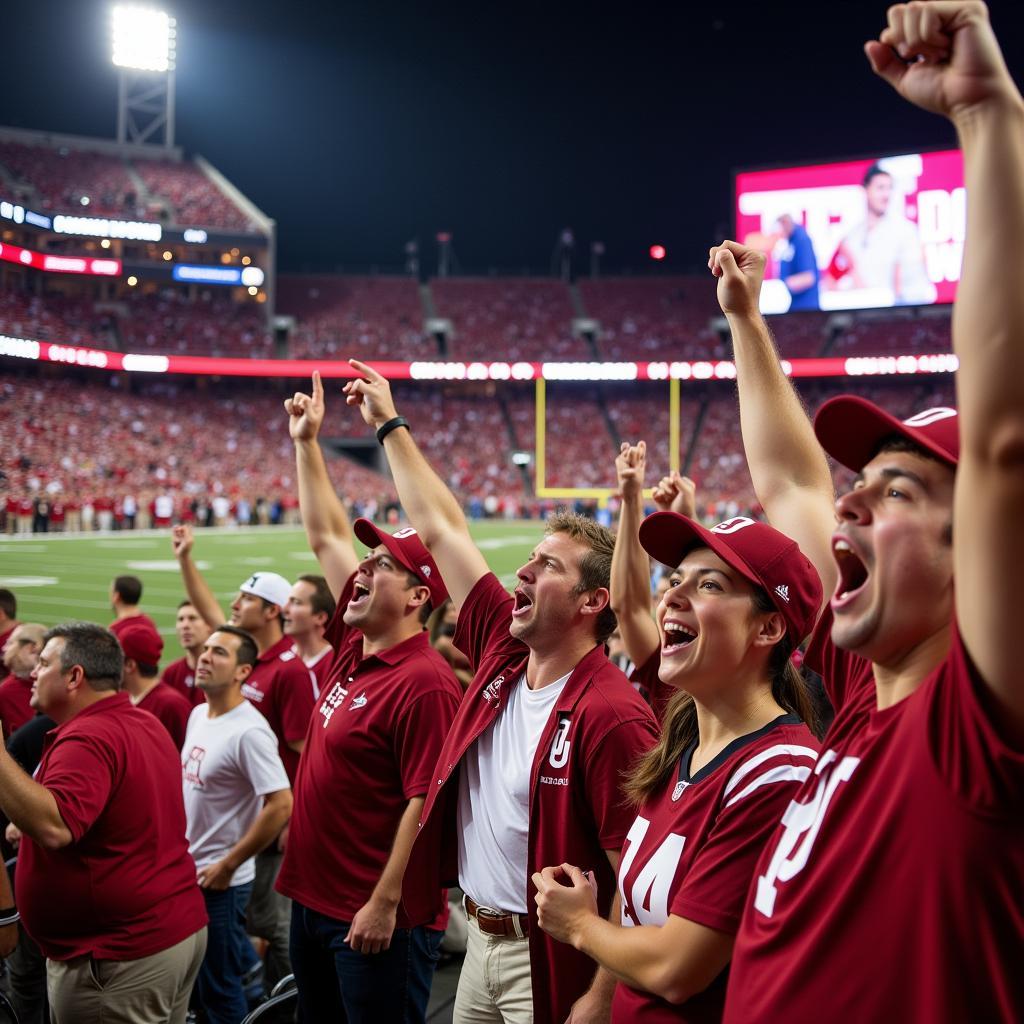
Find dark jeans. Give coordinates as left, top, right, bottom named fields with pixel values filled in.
left=289, top=901, right=443, bottom=1023
left=197, top=882, right=253, bottom=1024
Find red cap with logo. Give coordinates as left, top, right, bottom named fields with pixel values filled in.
left=117, top=623, right=165, bottom=667
left=639, top=512, right=822, bottom=646
left=814, top=396, right=959, bottom=472
left=353, top=519, right=449, bottom=607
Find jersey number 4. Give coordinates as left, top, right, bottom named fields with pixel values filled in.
left=618, top=816, right=686, bottom=927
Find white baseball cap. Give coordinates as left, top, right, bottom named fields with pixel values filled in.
left=239, top=571, right=292, bottom=609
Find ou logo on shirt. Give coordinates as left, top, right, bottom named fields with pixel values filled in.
left=549, top=716, right=572, bottom=769
left=754, top=748, right=860, bottom=917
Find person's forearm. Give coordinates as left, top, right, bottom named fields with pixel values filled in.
left=177, top=553, right=224, bottom=629
left=223, top=793, right=292, bottom=872
left=953, top=99, right=1024, bottom=450
left=583, top=892, right=623, bottom=1003
left=610, top=492, right=660, bottom=666
left=382, top=426, right=468, bottom=549
left=370, top=797, right=424, bottom=906
left=0, top=749, right=71, bottom=850
left=785, top=271, right=816, bottom=293
left=727, top=312, right=833, bottom=511
left=295, top=437, right=354, bottom=552
left=574, top=913, right=693, bottom=1004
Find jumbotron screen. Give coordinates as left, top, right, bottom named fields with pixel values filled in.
left=735, top=150, right=964, bottom=314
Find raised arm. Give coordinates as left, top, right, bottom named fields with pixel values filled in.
left=285, top=371, right=359, bottom=600
left=867, top=1, right=1024, bottom=734
left=171, top=524, right=226, bottom=629
left=610, top=442, right=661, bottom=668
left=708, top=241, right=837, bottom=607
left=343, top=359, right=490, bottom=609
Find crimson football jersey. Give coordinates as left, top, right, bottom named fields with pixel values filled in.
left=614, top=716, right=818, bottom=1023
left=724, top=612, right=1024, bottom=1023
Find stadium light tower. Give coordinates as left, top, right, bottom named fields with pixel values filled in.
left=111, top=5, right=177, bottom=147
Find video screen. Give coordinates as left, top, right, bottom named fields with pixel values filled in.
left=735, top=150, right=964, bottom=314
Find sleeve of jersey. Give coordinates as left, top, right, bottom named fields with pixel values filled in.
left=452, top=572, right=525, bottom=673
left=584, top=717, right=660, bottom=849
left=930, top=624, right=1024, bottom=812
left=276, top=661, right=318, bottom=745
left=323, top=575, right=358, bottom=653
left=40, top=735, right=117, bottom=842
left=630, top=650, right=672, bottom=725
left=804, top=606, right=872, bottom=713
left=394, top=683, right=461, bottom=800
left=670, top=750, right=818, bottom=934
left=237, top=725, right=292, bottom=798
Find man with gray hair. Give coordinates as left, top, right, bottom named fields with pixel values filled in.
left=0, top=621, right=207, bottom=1023
left=0, top=623, right=46, bottom=740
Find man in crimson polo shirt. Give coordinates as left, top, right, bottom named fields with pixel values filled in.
left=160, top=600, right=212, bottom=708
left=0, top=623, right=45, bottom=740
left=173, top=530, right=317, bottom=988
left=343, top=362, right=660, bottom=1024
left=711, top=11, right=1024, bottom=1020
left=0, top=622, right=206, bottom=1023
left=108, top=575, right=157, bottom=640
left=283, top=574, right=336, bottom=696
left=279, top=373, right=461, bottom=1022
left=119, top=623, right=192, bottom=750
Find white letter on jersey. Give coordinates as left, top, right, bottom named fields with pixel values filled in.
left=549, top=717, right=571, bottom=769
left=754, top=750, right=860, bottom=917
left=618, top=816, right=687, bottom=927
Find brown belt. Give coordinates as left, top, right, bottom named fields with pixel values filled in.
left=464, top=895, right=530, bottom=938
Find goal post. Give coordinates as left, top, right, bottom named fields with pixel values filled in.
left=533, top=376, right=681, bottom=505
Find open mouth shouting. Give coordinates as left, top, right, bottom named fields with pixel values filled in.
left=662, top=619, right=698, bottom=655
left=348, top=581, right=372, bottom=610
left=832, top=535, right=870, bottom=611
left=511, top=587, right=534, bottom=618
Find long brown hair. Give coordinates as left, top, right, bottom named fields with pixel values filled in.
left=623, top=586, right=820, bottom=806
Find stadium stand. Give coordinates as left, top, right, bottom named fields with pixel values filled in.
left=0, top=289, right=113, bottom=348
left=829, top=310, right=952, bottom=356
left=133, top=157, right=254, bottom=231
left=116, top=291, right=272, bottom=357
left=431, top=278, right=588, bottom=361
left=578, top=275, right=722, bottom=360
left=0, top=139, right=137, bottom=217
left=277, top=276, right=429, bottom=361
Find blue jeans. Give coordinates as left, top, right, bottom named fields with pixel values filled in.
left=289, top=901, right=443, bottom=1023
left=198, top=882, right=254, bottom=1024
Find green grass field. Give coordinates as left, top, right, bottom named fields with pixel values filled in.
left=0, top=521, right=546, bottom=636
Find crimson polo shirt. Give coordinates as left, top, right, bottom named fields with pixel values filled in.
left=160, top=656, right=207, bottom=707
left=108, top=613, right=159, bottom=639
left=277, top=576, right=461, bottom=926
left=0, top=673, right=35, bottom=739
left=241, top=633, right=318, bottom=784
left=403, top=572, right=660, bottom=1024
left=138, top=681, right=192, bottom=750
left=17, top=693, right=207, bottom=961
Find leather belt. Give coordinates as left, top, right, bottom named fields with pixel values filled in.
left=464, top=895, right=530, bottom=938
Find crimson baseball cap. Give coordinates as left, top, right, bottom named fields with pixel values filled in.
left=639, top=512, right=822, bottom=646
left=117, top=623, right=165, bottom=666
left=353, top=519, right=449, bottom=607
left=814, top=396, right=959, bottom=472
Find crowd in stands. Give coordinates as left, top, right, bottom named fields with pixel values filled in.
left=432, top=278, right=589, bottom=361
left=117, top=291, right=273, bottom=358
left=277, top=276, right=429, bottom=362
left=0, top=290, right=112, bottom=349
left=0, top=140, right=253, bottom=231
left=133, top=158, right=255, bottom=232
left=0, top=373, right=396, bottom=534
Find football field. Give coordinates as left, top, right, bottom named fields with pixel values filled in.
left=0, top=521, right=545, bottom=635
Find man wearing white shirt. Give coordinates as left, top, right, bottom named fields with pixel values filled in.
left=182, top=625, right=292, bottom=1024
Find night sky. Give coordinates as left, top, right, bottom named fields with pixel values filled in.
left=1, top=0, right=1022, bottom=275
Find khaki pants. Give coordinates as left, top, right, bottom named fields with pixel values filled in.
left=46, top=927, right=207, bottom=1024
left=453, top=914, right=532, bottom=1024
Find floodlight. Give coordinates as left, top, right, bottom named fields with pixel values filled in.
left=112, top=6, right=176, bottom=73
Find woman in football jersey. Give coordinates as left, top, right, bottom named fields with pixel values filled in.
left=534, top=510, right=823, bottom=1022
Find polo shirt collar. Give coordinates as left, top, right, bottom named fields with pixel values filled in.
left=257, top=634, right=293, bottom=664
left=345, top=628, right=430, bottom=667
